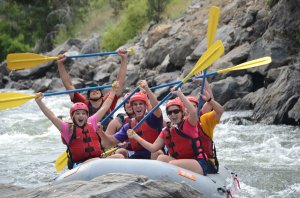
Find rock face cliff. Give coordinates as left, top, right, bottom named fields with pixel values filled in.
left=1, top=0, right=300, bottom=125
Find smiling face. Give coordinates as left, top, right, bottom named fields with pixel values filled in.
left=124, top=101, right=134, bottom=116
left=167, top=105, right=183, bottom=124
left=72, top=110, right=88, bottom=127
left=131, top=100, right=146, bottom=120
left=88, top=90, right=102, bottom=101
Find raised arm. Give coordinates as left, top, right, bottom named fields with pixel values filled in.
left=138, top=80, right=162, bottom=118
left=115, top=49, right=128, bottom=96
left=200, top=89, right=224, bottom=121
left=172, top=88, right=198, bottom=126
left=95, top=81, right=120, bottom=122
left=57, top=54, right=75, bottom=100
left=35, top=93, right=62, bottom=131
left=127, top=129, right=164, bottom=152
left=193, top=77, right=214, bottom=114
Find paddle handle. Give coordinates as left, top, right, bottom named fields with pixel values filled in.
left=44, top=85, right=112, bottom=97
left=197, top=69, right=208, bottom=117
left=133, top=82, right=183, bottom=130
left=66, top=50, right=132, bottom=59
left=101, top=87, right=140, bottom=125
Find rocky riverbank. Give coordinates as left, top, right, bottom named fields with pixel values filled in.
left=1, top=0, right=299, bottom=125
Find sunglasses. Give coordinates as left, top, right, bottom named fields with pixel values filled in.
left=167, top=109, right=181, bottom=115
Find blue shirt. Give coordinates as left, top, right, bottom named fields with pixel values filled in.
left=114, top=113, right=163, bottom=156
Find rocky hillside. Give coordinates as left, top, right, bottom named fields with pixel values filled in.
left=1, top=0, right=300, bottom=125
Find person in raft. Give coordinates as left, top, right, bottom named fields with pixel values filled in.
left=105, top=92, right=135, bottom=158
left=98, top=80, right=164, bottom=159
left=189, top=77, right=223, bottom=173
left=56, top=49, right=128, bottom=129
left=126, top=87, right=217, bottom=175
left=35, top=81, right=123, bottom=168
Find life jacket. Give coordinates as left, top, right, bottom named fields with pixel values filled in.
left=116, top=113, right=131, bottom=126
left=198, top=123, right=219, bottom=172
left=161, top=121, right=206, bottom=160
left=128, top=118, right=161, bottom=151
left=66, top=123, right=102, bottom=167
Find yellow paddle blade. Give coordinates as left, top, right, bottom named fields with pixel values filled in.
left=55, top=151, right=68, bottom=172
left=217, top=57, right=272, bottom=74
left=55, top=147, right=118, bottom=172
left=0, top=92, right=36, bottom=110
left=7, top=53, right=58, bottom=70
left=207, top=6, right=220, bottom=47
left=183, top=40, right=224, bottom=83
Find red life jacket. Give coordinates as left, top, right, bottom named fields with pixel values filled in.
left=198, top=123, right=219, bottom=171
left=128, top=118, right=160, bottom=151
left=161, top=121, right=206, bottom=160
left=67, top=123, right=102, bottom=164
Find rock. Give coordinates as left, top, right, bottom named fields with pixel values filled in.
left=140, top=38, right=173, bottom=69
left=211, top=75, right=253, bottom=105
left=144, top=24, right=171, bottom=48
left=80, top=34, right=100, bottom=54
left=253, top=66, right=300, bottom=125
left=1, top=173, right=205, bottom=198
left=288, top=98, right=300, bottom=123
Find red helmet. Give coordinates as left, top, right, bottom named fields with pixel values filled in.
left=130, top=92, right=148, bottom=104
left=166, top=97, right=184, bottom=111
left=70, top=102, right=89, bottom=117
left=186, top=96, right=199, bottom=105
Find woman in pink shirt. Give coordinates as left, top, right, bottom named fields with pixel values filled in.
left=35, top=81, right=123, bottom=169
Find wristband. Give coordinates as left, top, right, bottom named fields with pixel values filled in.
left=207, top=98, right=212, bottom=102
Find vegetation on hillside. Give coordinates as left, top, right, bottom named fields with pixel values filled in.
left=0, top=0, right=191, bottom=61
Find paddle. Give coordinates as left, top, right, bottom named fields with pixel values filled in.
left=0, top=84, right=112, bottom=110
left=0, top=56, right=271, bottom=111
left=129, top=40, right=224, bottom=131
left=7, top=48, right=135, bottom=70
left=55, top=147, right=118, bottom=172
left=198, top=6, right=220, bottom=117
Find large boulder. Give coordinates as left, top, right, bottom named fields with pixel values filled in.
left=1, top=173, right=205, bottom=198
left=253, top=65, right=300, bottom=124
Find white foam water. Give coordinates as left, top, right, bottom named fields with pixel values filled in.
left=0, top=90, right=299, bottom=197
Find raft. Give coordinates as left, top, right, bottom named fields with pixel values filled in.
left=54, top=159, right=232, bottom=198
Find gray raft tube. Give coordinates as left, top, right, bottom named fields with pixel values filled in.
left=54, top=159, right=233, bottom=198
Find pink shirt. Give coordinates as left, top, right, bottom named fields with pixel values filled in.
left=60, top=114, right=98, bottom=145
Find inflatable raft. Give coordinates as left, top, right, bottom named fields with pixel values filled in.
left=54, top=159, right=233, bottom=198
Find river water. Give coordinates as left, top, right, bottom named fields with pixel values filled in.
left=0, top=90, right=299, bottom=197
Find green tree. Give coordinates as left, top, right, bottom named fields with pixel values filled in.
left=147, top=0, right=169, bottom=23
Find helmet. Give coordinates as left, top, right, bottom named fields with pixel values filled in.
left=130, top=92, right=148, bottom=104
left=70, top=102, right=89, bottom=117
left=166, top=97, right=184, bottom=111
left=186, top=96, right=199, bottom=105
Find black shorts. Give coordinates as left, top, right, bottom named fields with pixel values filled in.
left=196, top=158, right=208, bottom=176
left=129, top=153, right=151, bottom=159
left=206, top=160, right=218, bottom=174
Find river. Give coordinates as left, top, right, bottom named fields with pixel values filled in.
left=0, top=90, right=299, bottom=197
